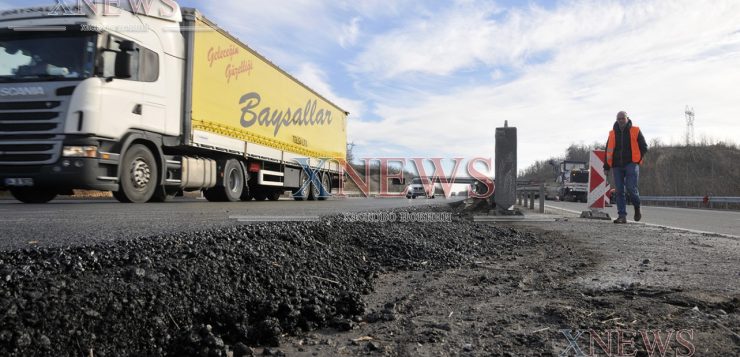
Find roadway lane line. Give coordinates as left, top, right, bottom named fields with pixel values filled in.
left=637, top=221, right=739, bottom=240
left=544, top=205, right=581, bottom=215
left=545, top=204, right=740, bottom=240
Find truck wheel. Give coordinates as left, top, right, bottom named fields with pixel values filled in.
left=116, top=144, right=158, bottom=203
left=9, top=188, right=57, bottom=204
left=317, top=173, right=331, bottom=201
left=268, top=189, right=282, bottom=201
left=292, top=170, right=310, bottom=201
left=204, top=159, right=244, bottom=202
left=222, top=159, right=244, bottom=202
left=307, top=172, right=320, bottom=201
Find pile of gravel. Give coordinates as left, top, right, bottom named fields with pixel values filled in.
left=0, top=210, right=535, bottom=356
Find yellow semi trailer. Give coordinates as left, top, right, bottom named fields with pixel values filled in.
left=0, top=3, right=348, bottom=203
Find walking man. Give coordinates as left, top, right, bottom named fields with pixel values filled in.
left=604, top=111, right=648, bottom=223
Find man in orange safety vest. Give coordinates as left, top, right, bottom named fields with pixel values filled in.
left=604, top=111, right=648, bottom=224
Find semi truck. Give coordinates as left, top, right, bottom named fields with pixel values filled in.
left=0, top=2, right=347, bottom=203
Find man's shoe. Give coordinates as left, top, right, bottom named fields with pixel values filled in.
left=634, top=207, right=642, bottom=222
left=613, top=216, right=627, bottom=224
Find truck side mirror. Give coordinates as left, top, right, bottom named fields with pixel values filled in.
left=114, top=40, right=135, bottom=79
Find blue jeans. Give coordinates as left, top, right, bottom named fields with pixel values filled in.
left=612, top=163, right=641, bottom=218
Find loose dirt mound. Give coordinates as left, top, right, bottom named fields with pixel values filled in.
left=0, top=209, right=533, bottom=356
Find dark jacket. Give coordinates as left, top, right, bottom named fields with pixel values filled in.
left=607, top=120, right=648, bottom=168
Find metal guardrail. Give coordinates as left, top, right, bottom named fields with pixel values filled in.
left=641, top=196, right=740, bottom=203
left=516, top=184, right=545, bottom=213
left=640, top=196, right=740, bottom=209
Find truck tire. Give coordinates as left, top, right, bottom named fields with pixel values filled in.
left=292, top=170, right=310, bottom=201
left=268, top=189, right=282, bottom=201
left=204, top=159, right=243, bottom=202
left=317, top=173, right=331, bottom=201
left=9, top=188, right=57, bottom=204
left=307, top=171, right=320, bottom=201
left=116, top=144, right=158, bottom=203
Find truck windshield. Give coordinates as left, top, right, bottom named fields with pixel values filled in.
left=0, top=32, right=96, bottom=82
left=570, top=171, right=589, bottom=183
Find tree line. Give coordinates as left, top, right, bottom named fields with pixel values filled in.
left=520, top=141, right=740, bottom=196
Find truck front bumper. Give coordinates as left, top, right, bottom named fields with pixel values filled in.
left=0, top=157, right=118, bottom=192
left=0, top=136, right=120, bottom=192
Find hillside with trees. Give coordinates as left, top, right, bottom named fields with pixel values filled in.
left=520, top=142, right=740, bottom=196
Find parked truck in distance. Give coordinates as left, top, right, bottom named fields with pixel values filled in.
left=554, top=160, right=588, bottom=202
left=0, top=3, right=347, bottom=203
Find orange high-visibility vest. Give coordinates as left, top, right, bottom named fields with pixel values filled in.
left=606, top=126, right=641, bottom=166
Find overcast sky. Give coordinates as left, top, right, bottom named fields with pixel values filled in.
left=4, top=0, right=740, bottom=170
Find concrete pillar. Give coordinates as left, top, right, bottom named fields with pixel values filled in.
left=495, top=121, right=517, bottom=213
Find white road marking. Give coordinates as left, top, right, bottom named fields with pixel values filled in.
left=544, top=204, right=739, bottom=240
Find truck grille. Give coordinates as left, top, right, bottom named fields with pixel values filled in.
left=0, top=141, right=60, bottom=164
left=0, top=100, right=63, bottom=165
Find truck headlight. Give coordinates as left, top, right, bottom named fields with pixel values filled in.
left=63, top=146, right=98, bottom=158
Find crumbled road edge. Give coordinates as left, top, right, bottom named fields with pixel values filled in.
left=0, top=207, right=535, bottom=356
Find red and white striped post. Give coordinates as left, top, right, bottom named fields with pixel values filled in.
left=580, top=150, right=611, bottom=219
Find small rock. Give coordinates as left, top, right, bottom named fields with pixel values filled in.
left=642, top=259, right=651, bottom=265
left=366, top=341, right=381, bottom=351
left=233, top=343, right=253, bottom=357
left=262, top=348, right=284, bottom=356
left=431, top=323, right=452, bottom=331
left=127, top=267, right=146, bottom=279
left=16, top=332, right=32, bottom=347
left=463, top=343, right=474, bottom=352
left=38, top=335, right=52, bottom=349
left=331, top=318, right=354, bottom=331
left=319, top=338, right=336, bottom=347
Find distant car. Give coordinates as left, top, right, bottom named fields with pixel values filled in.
left=405, top=178, right=435, bottom=199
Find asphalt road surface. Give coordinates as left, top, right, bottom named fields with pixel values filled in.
left=544, top=200, right=740, bottom=238
left=2, top=196, right=736, bottom=251
left=0, top=196, right=459, bottom=251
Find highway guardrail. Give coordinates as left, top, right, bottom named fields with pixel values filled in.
left=516, top=184, right=545, bottom=213
left=641, top=196, right=740, bottom=209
